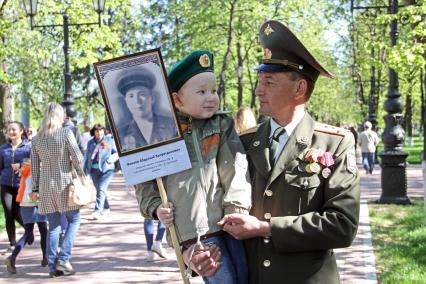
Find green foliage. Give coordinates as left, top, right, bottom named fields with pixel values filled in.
left=349, top=0, right=426, bottom=130
left=369, top=198, right=426, bottom=284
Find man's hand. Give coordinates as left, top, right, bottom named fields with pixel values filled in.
left=156, top=203, right=174, bottom=228
left=218, top=213, right=271, bottom=240
left=183, top=243, right=221, bottom=277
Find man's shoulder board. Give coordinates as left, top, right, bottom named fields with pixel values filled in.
left=314, top=122, right=347, bottom=137
left=239, top=125, right=259, bottom=137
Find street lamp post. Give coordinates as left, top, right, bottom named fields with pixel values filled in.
left=22, top=0, right=106, bottom=121
left=351, top=0, right=410, bottom=204
left=379, top=0, right=410, bottom=204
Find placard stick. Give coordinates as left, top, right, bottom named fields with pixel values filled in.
left=156, top=177, right=190, bottom=284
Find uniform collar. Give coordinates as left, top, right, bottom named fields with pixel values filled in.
left=269, top=109, right=305, bottom=139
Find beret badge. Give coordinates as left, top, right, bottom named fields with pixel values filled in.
left=199, top=54, right=211, bottom=68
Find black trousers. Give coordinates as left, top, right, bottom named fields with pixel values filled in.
left=1, top=185, right=24, bottom=245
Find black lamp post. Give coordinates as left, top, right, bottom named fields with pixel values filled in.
left=351, top=0, right=410, bottom=204
left=22, top=0, right=106, bottom=121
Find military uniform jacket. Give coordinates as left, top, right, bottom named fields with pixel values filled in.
left=119, top=113, right=177, bottom=151
left=240, top=113, right=360, bottom=284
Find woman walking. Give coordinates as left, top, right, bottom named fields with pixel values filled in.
left=5, top=158, right=48, bottom=274
left=0, top=121, right=30, bottom=253
left=84, top=123, right=118, bottom=220
left=30, top=103, right=84, bottom=278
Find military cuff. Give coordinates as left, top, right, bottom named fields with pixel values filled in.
left=224, top=205, right=249, bottom=215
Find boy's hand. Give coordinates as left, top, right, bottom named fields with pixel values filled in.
left=183, top=243, right=221, bottom=277
left=156, top=203, right=174, bottom=228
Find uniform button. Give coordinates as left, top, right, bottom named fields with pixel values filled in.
left=264, top=213, right=271, bottom=220
left=263, top=238, right=270, bottom=244
left=263, top=260, right=271, bottom=267
left=265, top=190, right=273, bottom=197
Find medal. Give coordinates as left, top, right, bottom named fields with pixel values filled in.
left=319, top=152, right=335, bottom=167
left=309, top=162, right=321, bottom=173
left=322, top=167, right=331, bottom=179
left=305, top=164, right=312, bottom=173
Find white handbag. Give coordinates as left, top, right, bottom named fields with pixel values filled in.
left=68, top=170, right=97, bottom=207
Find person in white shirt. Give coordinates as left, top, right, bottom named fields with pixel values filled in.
left=357, top=121, right=379, bottom=174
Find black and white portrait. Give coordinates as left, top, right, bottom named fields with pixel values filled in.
left=94, top=50, right=180, bottom=155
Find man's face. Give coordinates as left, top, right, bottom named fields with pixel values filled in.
left=124, top=86, right=154, bottom=120
left=174, top=72, right=219, bottom=119
left=255, top=72, right=300, bottom=118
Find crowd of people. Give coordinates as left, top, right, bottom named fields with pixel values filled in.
left=0, top=19, right=365, bottom=283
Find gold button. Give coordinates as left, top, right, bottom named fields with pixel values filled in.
left=265, top=190, right=273, bottom=197
left=263, top=260, right=271, bottom=267
left=264, top=213, right=271, bottom=220
left=263, top=238, right=270, bottom=244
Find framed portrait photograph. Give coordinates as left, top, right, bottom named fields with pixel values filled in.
left=94, top=48, right=181, bottom=156
left=94, top=49, right=191, bottom=185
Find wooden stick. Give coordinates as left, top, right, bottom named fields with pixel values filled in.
left=156, top=177, right=190, bottom=284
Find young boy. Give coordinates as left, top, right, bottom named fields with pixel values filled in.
left=135, top=50, right=251, bottom=284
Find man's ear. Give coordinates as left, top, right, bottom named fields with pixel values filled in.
left=295, top=79, right=308, bottom=100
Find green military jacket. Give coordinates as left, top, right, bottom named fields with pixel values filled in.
left=240, top=113, right=360, bottom=284
left=135, top=113, right=251, bottom=244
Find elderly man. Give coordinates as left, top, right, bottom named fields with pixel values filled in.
left=117, top=67, right=178, bottom=151
left=192, top=20, right=360, bottom=284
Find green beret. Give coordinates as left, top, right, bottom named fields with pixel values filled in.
left=256, top=20, right=335, bottom=82
left=168, top=50, right=214, bottom=92
left=117, top=67, right=156, bottom=96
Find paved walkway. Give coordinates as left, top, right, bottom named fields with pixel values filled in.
left=0, top=165, right=423, bottom=283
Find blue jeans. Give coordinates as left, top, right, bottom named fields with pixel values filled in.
left=46, top=210, right=80, bottom=272
left=143, top=219, right=165, bottom=250
left=362, top=152, right=375, bottom=173
left=201, top=233, right=248, bottom=284
left=90, top=169, right=114, bottom=213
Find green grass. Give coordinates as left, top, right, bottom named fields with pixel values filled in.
left=369, top=198, right=426, bottom=284
left=377, top=136, right=423, bottom=164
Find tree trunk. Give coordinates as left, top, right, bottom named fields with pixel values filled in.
left=405, top=90, right=413, bottom=144
left=0, top=82, right=14, bottom=144
left=236, top=40, right=243, bottom=108
left=217, top=0, right=236, bottom=110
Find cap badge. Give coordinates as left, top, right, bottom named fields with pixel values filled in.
left=263, top=48, right=272, bottom=60
left=199, top=54, right=211, bottom=68
left=264, top=24, right=274, bottom=36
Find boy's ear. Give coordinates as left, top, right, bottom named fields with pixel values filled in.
left=172, top=92, right=182, bottom=107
